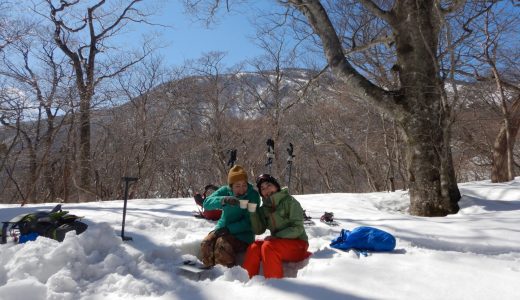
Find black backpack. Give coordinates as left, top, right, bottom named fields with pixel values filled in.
left=2, top=204, right=88, bottom=243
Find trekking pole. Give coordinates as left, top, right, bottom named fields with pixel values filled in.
left=286, top=143, right=295, bottom=192
left=227, top=149, right=237, bottom=169
left=265, top=138, right=275, bottom=174
left=1, top=222, right=8, bottom=244
left=121, top=176, right=138, bottom=241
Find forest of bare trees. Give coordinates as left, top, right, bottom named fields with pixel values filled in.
left=1, top=1, right=519, bottom=217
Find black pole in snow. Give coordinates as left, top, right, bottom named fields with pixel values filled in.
left=286, top=143, right=295, bottom=192
left=227, top=149, right=237, bottom=169
left=121, top=176, right=138, bottom=241
left=266, top=138, right=275, bottom=174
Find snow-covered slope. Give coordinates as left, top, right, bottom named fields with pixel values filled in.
left=1, top=178, right=519, bottom=300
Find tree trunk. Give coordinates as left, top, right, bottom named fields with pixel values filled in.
left=393, top=1, right=460, bottom=216
left=491, top=95, right=520, bottom=182
left=401, top=112, right=460, bottom=215
left=289, top=0, right=460, bottom=216
left=78, top=93, right=93, bottom=200
left=381, top=115, right=396, bottom=192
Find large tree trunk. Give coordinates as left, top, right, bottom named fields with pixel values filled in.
left=289, top=0, right=460, bottom=216
left=491, top=95, right=520, bottom=182
left=393, top=1, right=460, bottom=216
left=79, top=94, right=92, bottom=194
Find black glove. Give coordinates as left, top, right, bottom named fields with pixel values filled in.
left=214, top=227, right=230, bottom=237
left=221, top=197, right=239, bottom=206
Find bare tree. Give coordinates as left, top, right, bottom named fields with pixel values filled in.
left=100, top=55, right=184, bottom=199
left=183, top=52, right=245, bottom=180
left=0, top=29, right=72, bottom=204
left=479, top=9, right=520, bottom=182
left=241, top=25, right=310, bottom=177
left=284, top=0, right=466, bottom=216
left=184, top=0, right=468, bottom=216
left=0, top=1, right=33, bottom=53
left=40, top=0, right=154, bottom=200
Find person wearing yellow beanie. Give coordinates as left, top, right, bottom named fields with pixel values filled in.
left=228, top=165, right=247, bottom=184
left=200, top=165, right=260, bottom=268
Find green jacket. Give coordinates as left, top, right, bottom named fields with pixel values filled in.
left=249, top=188, right=308, bottom=242
left=203, top=183, right=260, bottom=244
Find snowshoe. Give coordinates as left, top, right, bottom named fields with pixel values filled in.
left=320, top=212, right=339, bottom=226
left=178, top=259, right=213, bottom=280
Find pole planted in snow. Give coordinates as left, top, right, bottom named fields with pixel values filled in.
left=286, top=143, right=295, bottom=192
left=121, top=176, right=138, bottom=241
left=265, top=138, right=275, bottom=174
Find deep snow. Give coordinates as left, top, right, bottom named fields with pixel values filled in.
left=1, top=178, right=519, bottom=300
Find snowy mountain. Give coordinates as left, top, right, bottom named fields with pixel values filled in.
left=1, top=178, right=519, bottom=299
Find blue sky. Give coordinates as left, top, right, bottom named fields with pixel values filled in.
left=133, top=1, right=277, bottom=68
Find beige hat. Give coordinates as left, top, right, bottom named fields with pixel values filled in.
left=228, top=165, right=248, bottom=186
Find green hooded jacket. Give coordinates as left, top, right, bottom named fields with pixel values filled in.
left=203, top=183, right=260, bottom=244
left=249, top=188, right=308, bottom=242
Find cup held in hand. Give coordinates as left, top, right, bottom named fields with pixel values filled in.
left=239, top=199, right=249, bottom=209
left=247, top=202, right=257, bottom=212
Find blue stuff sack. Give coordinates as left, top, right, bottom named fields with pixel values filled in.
left=330, top=226, right=396, bottom=252
left=19, top=232, right=39, bottom=243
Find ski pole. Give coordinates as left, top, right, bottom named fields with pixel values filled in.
left=265, top=138, right=275, bottom=174
left=286, top=143, right=295, bottom=192
left=227, top=149, right=237, bottom=169
left=1, top=222, right=8, bottom=244
left=121, top=176, right=138, bottom=241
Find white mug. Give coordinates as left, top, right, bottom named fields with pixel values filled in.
left=247, top=202, right=257, bottom=212
left=239, top=199, right=249, bottom=209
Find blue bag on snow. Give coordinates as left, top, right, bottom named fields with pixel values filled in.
left=330, top=226, right=396, bottom=252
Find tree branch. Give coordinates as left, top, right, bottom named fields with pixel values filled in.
left=439, top=0, right=467, bottom=15
left=286, top=0, right=400, bottom=117
left=94, top=0, right=143, bottom=40
left=345, top=35, right=394, bottom=56
left=358, top=0, right=396, bottom=25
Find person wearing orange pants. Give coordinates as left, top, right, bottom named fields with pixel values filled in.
left=243, top=238, right=310, bottom=278
left=243, top=174, right=310, bottom=279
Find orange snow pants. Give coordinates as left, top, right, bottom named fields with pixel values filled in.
left=242, top=238, right=309, bottom=279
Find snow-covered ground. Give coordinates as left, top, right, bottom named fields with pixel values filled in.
left=1, top=178, right=519, bottom=300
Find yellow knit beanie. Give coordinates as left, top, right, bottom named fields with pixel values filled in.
left=228, top=165, right=248, bottom=186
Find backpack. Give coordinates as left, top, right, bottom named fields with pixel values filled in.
left=330, top=226, right=396, bottom=253
left=193, top=184, right=222, bottom=221
left=2, top=204, right=88, bottom=243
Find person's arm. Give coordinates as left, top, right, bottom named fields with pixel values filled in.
left=273, top=198, right=305, bottom=239
left=203, top=186, right=230, bottom=210
left=227, top=186, right=261, bottom=234
left=249, top=207, right=267, bottom=235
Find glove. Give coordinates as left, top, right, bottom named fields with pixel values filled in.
left=221, top=197, right=239, bottom=206
left=214, top=227, right=230, bottom=237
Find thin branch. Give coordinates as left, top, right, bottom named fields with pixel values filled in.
left=286, top=0, right=399, bottom=117
left=357, top=0, right=396, bottom=25
left=344, top=35, right=393, bottom=56
left=94, top=0, right=144, bottom=40
left=439, top=0, right=467, bottom=15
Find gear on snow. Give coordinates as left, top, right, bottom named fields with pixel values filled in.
left=1, top=204, right=87, bottom=244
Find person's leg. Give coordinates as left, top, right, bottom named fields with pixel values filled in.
left=200, top=231, right=217, bottom=267
left=261, top=238, right=309, bottom=278
left=214, top=234, right=248, bottom=267
left=242, top=240, right=264, bottom=278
